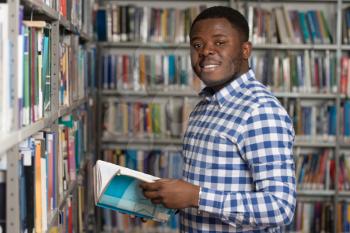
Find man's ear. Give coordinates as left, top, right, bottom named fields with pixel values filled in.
left=241, top=41, right=252, bottom=60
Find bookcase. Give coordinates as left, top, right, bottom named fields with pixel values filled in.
left=0, top=0, right=97, bottom=233
left=93, top=0, right=350, bottom=232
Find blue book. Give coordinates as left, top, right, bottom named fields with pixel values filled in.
left=344, top=100, right=350, bottom=137
left=306, top=11, right=318, bottom=43
left=328, top=105, right=337, bottom=135
left=96, top=9, right=107, bottom=41
left=298, top=12, right=311, bottom=44
left=94, top=160, right=175, bottom=222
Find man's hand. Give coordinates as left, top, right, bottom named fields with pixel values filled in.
left=139, top=179, right=200, bottom=209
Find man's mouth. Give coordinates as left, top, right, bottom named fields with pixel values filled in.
left=199, top=63, right=220, bottom=72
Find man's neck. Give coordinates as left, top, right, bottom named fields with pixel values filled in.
left=211, top=65, right=250, bottom=92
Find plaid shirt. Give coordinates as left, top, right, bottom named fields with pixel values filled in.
left=180, top=69, right=296, bottom=233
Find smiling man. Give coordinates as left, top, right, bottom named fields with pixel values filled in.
left=140, top=6, right=296, bottom=233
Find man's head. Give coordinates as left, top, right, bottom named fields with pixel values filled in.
left=190, top=6, right=252, bottom=91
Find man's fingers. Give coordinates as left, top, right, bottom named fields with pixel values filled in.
left=142, top=190, right=161, bottom=199
left=139, top=181, right=162, bottom=191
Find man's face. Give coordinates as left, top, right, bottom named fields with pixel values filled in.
left=190, top=18, right=248, bottom=89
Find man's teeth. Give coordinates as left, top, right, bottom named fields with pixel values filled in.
left=204, top=64, right=219, bottom=68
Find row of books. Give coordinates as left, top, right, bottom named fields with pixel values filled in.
left=101, top=148, right=182, bottom=232
left=291, top=99, right=350, bottom=138
left=99, top=51, right=350, bottom=95
left=296, top=150, right=334, bottom=191
left=251, top=50, right=338, bottom=94
left=18, top=112, right=87, bottom=233
left=59, top=35, right=94, bottom=107
left=277, top=200, right=350, bottom=232
left=103, top=98, right=196, bottom=139
left=38, top=0, right=93, bottom=35
left=48, top=185, right=87, bottom=233
left=248, top=6, right=333, bottom=44
left=0, top=154, right=6, bottom=233
left=287, top=100, right=337, bottom=138
left=286, top=202, right=333, bottom=233
left=21, top=19, right=52, bottom=126
left=100, top=53, right=202, bottom=92
left=103, top=98, right=350, bottom=142
left=95, top=4, right=205, bottom=43
left=0, top=4, right=95, bottom=134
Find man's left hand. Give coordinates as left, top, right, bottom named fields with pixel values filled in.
left=139, top=179, right=200, bottom=209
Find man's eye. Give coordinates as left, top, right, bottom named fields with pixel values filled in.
left=192, top=43, right=202, bottom=48
left=215, top=41, right=225, bottom=46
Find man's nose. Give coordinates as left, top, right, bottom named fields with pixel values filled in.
left=202, top=43, right=215, bottom=56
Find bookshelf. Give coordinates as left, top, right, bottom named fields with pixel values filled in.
left=0, top=0, right=97, bottom=233
left=93, top=0, right=350, bottom=232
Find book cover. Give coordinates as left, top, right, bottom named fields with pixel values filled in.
left=93, top=160, right=175, bottom=222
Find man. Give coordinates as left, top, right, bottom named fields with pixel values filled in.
left=140, top=6, right=296, bottom=233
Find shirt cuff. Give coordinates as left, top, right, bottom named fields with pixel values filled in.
left=198, top=186, right=225, bottom=216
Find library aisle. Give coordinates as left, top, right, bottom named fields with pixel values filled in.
left=1, top=0, right=350, bottom=233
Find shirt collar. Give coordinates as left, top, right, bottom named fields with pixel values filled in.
left=199, top=69, right=255, bottom=107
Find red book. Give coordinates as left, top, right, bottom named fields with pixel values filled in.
left=60, top=0, right=67, bottom=17
left=341, top=56, right=348, bottom=94
left=122, top=55, right=129, bottom=88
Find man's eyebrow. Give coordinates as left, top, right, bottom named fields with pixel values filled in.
left=212, top=34, right=228, bottom=38
left=190, top=34, right=228, bottom=41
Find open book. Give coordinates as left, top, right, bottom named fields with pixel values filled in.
left=93, top=160, right=175, bottom=222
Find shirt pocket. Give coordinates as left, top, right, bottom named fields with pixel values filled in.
left=202, top=131, right=245, bottom=171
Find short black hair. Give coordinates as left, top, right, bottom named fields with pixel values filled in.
left=190, top=6, right=249, bottom=42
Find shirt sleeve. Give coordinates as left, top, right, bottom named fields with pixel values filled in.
left=197, top=102, right=296, bottom=228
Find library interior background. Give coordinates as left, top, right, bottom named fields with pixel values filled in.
left=2, top=0, right=350, bottom=232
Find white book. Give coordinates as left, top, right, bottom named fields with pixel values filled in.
left=247, top=5, right=254, bottom=43
left=163, top=55, right=169, bottom=88
left=18, top=6, right=24, bottom=127
left=37, top=29, right=43, bottom=120
left=111, top=5, right=120, bottom=42
left=282, top=6, right=296, bottom=43
left=282, top=57, right=290, bottom=92
left=304, top=50, right=312, bottom=93
left=141, top=7, right=149, bottom=43
left=107, top=5, right=112, bottom=42
left=0, top=4, right=10, bottom=133
left=133, top=55, right=140, bottom=91
left=274, top=7, right=289, bottom=44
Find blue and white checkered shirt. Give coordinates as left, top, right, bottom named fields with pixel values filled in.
left=180, top=69, right=296, bottom=233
